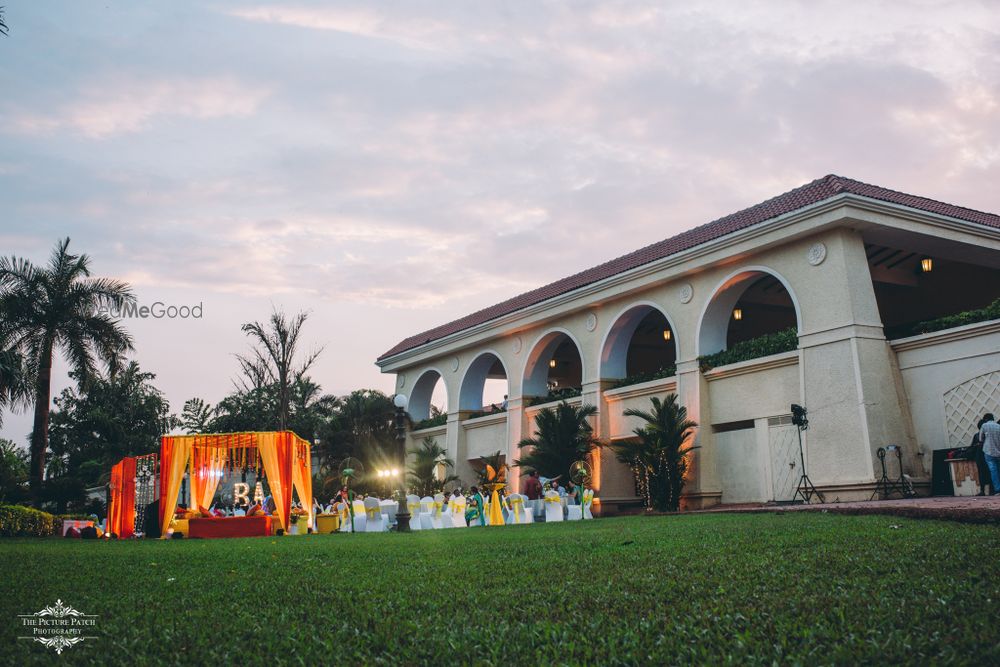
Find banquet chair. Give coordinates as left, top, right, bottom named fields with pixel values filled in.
left=566, top=501, right=582, bottom=521
left=507, top=493, right=531, bottom=525
left=449, top=496, right=467, bottom=527
left=352, top=499, right=368, bottom=532
left=432, top=493, right=446, bottom=529
left=543, top=490, right=564, bottom=522
left=582, top=489, right=595, bottom=519
left=336, top=502, right=352, bottom=532
left=405, top=494, right=422, bottom=530
left=380, top=499, right=397, bottom=526
left=364, top=497, right=385, bottom=532
left=419, top=497, right=436, bottom=530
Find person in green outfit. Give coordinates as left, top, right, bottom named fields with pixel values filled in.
left=465, top=486, right=486, bottom=526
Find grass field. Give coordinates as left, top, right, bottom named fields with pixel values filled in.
left=2, top=513, right=999, bottom=665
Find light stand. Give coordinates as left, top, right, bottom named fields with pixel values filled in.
left=790, top=404, right=824, bottom=504
left=393, top=394, right=411, bottom=532
left=870, top=445, right=915, bottom=500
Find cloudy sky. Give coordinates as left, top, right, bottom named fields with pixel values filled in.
left=2, top=1, right=999, bottom=444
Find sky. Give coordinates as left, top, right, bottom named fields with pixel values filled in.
left=2, top=1, right=1000, bottom=446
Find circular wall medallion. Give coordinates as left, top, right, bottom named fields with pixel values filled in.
left=397, top=374, right=405, bottom=389
left=807, top=242, right=827, bottom=266
left=450, top=356, right=460, bottom=372
left=512, top=336, right=522, bottom=354
left=678, top=283, right=694, bottom=304
left=585, top=312, right=598, bottom=332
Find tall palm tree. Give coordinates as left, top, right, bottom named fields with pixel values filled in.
left=515, top=401, right=600, bottom=480
left=407, top=437, right=458, bottom=497
left=0, top=333, right=32, bottom=427
left=238, top=308, right=323, bottom=430
left=0, top=238, right=134, bottom=506
left=608, top=394, right=698, bottom=512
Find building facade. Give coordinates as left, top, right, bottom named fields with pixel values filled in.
left=376, top=175, right=1000, bottom=511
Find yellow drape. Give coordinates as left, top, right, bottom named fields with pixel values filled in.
left=291, top=439, right=313, bottom=526
left=488, top=490, right=504, bottom=526
left=160, top=436, right=193, bottom=536
left=257, top=432, right=291, bottom=533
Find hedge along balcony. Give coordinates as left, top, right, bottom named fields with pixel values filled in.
left=411, top=414, right=448, bottom=431
left=886, top=298, right=1000, bottom=340
left=698, top=328, right=799, bottom=372
left=610, top=365, right=677, bottom=390
left=526, top=387, right=582, bottom=407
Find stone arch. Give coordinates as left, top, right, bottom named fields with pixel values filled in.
left=599, top=301, right=679, bottom=380
left=408, top=368, right=448, bottom=422
left=458, top=350, right=510, bottom=412
left=522, top=328, right=586, bottom=398
left=697, top=266, right=802, bottom=357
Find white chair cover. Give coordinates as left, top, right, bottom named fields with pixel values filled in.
left=336, top=502, right=352, bottom=532
left=351, top=499, right=367, bottom=532
left=405, top=494, right=423, bottom=531
left=507, top=493, right=531, bottom=525
left=583, top=489, right=595, bottom=519
left=543, top=490, right=564, bottom=522
left=432, top=493, right=446, bottom=529
left=419, top=496, right=436, bottom=530
left=449, top=496, right=467, bottom=527
left=363, top=497, right=385, bottom=532
left=380, top=500, right=397, bottom=526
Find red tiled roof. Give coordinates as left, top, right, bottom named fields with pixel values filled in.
left=379, top=174, right=1000, bottom=361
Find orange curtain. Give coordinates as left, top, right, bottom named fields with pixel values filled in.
left=119, top=457, right=137, bottom=538
left=108, top=460, right=123, bottom=536
left=159, top=436, right=194, bottom=534
left=258, top=432, right=293, bottom=532
left=291, top=436, right=313, bottom=525
left=190, top=446, right=226, bottom=510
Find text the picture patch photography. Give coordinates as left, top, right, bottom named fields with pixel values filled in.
left=17, top=599, right=99, bottom=655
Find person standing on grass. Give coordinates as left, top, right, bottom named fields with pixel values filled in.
left=979, top=414, right=1000, bottom=495
left=523, top=470, right=543, bottom=500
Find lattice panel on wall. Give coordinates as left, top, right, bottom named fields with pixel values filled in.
left=943, top=371, right=1000, bottom=448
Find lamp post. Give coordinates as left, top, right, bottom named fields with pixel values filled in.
left=393, top=393, right=411, bottom=531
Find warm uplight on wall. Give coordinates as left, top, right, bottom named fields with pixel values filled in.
left=549, top=358, right=557, bottom=368
left=663, top=329, right=672, bottom=341
left=921, top=257, right=933, bottom=272
left=732, top=308, right=743, bottom=321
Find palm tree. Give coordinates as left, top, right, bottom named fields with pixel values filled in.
left=0, top=334, right=32, bottom=427
left=238, top=308, right=323, bottom=430
left=407, top=437, right=458, bottom=497
left=515, top=401, right=600, bottom=480
left=179, top=398, right=215, bottom=435
left=608, top=394, right=698, bottom=512
left=0, top=238, right=135, bottom=506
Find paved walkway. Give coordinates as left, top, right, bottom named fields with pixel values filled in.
left=698, top=495, right=1000, bottom=524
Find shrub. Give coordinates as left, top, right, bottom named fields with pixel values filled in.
left=526, top=387, right=582, bottom=407
left=0, top=503, right=58, bottom=537
left=698, top=328, right=798, bottom=372
left=888, top=298, right=1000, bottom=339
left=610, top=365, right=677, bottom=390
left=412, top=414, right=447, bottom=431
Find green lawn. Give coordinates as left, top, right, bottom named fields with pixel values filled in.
left=2, top=513, right=998, bottom=665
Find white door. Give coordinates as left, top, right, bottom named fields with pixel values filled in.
left=716, top=426, right=767, bottom=503
left=768, top=419, right=800, bottom=501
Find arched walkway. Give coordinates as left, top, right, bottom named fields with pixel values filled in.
left=698, top=268, right=801, bottom=357
left=458, top=351, right=509, bottom=412
left=522, top=330, right=585, bottom=398
left=408, top=369, right=448, bottom=422
left=600, top=302, right=677, bottom=380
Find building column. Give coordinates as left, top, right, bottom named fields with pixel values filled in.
left=676, top=359, right=720, bottom=509
left=505, top=397, right=524, bottom=494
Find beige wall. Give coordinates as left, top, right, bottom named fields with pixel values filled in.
left=386, top=203, right=1000, bottom=508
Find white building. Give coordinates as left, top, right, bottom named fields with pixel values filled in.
left=376, top=175, right=1000, bottom=511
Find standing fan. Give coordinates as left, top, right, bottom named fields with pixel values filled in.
left=339, top=457, right=365, bottom=532
left=569, top=459, right=592, bottom=488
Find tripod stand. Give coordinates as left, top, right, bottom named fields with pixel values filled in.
left=791, top=405, right=824, bottom=504
left=870, top=446, right=915, bottom=500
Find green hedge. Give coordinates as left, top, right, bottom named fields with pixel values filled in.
left=412, top=414, right=448, bottom=431
left=610, top=365, right=677, bottom=390
left=0, top=504, right=59, bottom=537
left=889, top=298, right=1000, bottom=339
left=698, top=328, right=799, bottom=372
left=526, top=387, right=582, bottom=407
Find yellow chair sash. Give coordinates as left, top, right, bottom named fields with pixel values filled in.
left=544, top=496, right=562, bottom=503
left=451, top=503, right=464, bottom=514
left=407, top=501, right=420, bottom=513
left=365, top=507, right=380, bottom=520
left=509, top=497, right=524, bottom=523
left=434, top=501, right=443, bottom=517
